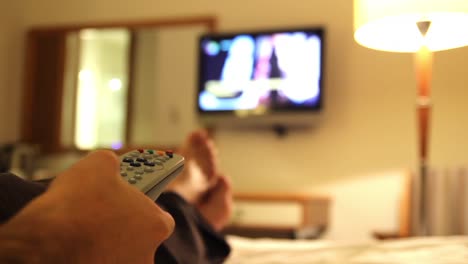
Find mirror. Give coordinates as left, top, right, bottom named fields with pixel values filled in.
left=22, top=16, right=216, bottom=153
left=62, top=29, right=131, bottom=150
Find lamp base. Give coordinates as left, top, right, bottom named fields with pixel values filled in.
left=418, top=162, right=429, bottom=236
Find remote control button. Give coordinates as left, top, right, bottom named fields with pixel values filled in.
left=120, top=172, right=127, bottom=177
left=136, top=157, right=147, bottom=162
left=137, top=149, right=144, bottom=153
left=154, top=160, right=163, bottom=166
left=157, top=151, right=165, bottom=156
left=148, top=150, right=155, bottom=154
left=123, top=158, right=133, bottom=163
left=136, top=169, right=144, bottom=174
left=144, top=167, right=154, bottom=173
left=126, top=166, right=134, bottom=171
left=134, top=174, right=143, bottom=180
left=128, top=178, right=137, bottom=184
left=130, top=162, right=142, bottom=167
left=144, top=161, right=155, bottom=167
left=166, top=150, right=174, bottom=158
left=143, top=154, right=152, bottom=159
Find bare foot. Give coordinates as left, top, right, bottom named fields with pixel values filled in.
left=180, top=130, right=219, bottom=184
left=197, top=175, right=233, bottom=231
left=165, top=130, right=219, bottom=203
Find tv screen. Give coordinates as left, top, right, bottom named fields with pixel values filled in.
left=197, top=27, right=324, bottom=125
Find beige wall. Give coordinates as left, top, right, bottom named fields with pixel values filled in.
left=4, top=0, right=468, bottom=239
left=14, top=0, right=419, bottom=184
left=131, top=26, right=206, bottom=146
left=0, top=1, right=22, bottom=143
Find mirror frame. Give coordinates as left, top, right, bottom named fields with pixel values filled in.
left=21, top=15, right=217, bottom=154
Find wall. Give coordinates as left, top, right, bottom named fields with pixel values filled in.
left=0, top=1, right=22, bottom=143
left=131, top=26, right=207, bottom=146
left=130, top=26, right=207, bottom=146
left=7, top=0, right=468, bottom=240
left=15, top=0, right=420, bottom=183
left=431, top=47, right=468, bottom=168
left=131, top=29, right=159, bottom=145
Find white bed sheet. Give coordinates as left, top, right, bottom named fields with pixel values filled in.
left=225, top=235, right=468, bottom=264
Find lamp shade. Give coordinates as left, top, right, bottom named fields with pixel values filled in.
left=354, top=0, right=468, bottom=52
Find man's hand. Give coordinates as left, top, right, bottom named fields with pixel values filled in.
left=0, top=150, right=174, bottom=263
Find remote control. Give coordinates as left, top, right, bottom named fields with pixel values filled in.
left=120, top=149, right=184, bottom=200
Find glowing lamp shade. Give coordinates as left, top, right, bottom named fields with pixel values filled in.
left=354, top=0, right=468, bottom=52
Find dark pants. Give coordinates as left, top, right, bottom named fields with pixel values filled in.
left=0, top=173, right=230, bottom=264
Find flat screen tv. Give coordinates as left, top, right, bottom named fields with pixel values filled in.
left=197, top=27, right=325, bottom=127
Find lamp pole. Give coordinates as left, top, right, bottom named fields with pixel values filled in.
left=354, top=0, right=468, bottom=237
left=415, top=21, right=433, bottom=235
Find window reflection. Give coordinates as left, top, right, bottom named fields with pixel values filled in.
left=64, top=29, right=130, bottom=150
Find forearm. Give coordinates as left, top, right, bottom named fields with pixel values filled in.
left=0, top=219, right=66, bottom=263
left=0, top=238, right=31, bottom=263
left=0, top=194, right=85, bottom=264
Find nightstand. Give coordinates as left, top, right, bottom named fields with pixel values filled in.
left=223, top=192, right=331, bottom=239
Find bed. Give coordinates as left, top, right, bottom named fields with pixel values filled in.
left=225, top=170, right=468, bottom=263
left=225, top=235, right=468, bottom=263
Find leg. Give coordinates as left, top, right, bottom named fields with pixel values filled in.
left=165, top=130, right=219, bottom=203
left=165, top=130, right=233, bottom=230
left=156, top=130, right=232, bottom=263
left=197, top=174, right=233, bottom=231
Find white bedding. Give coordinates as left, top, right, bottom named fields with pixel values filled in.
left=225, top=235, right=468, bottom=264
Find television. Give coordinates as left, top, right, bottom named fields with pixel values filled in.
left=197, top=27, right=325, bottom=128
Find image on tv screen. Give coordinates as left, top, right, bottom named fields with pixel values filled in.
left=198, top=28, right=323, bottom=113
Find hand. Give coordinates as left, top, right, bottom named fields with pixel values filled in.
left=0, top=150, right=174, bottom=264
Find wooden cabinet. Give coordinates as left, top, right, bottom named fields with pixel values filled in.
left=223, top=192, right=331, bottom=239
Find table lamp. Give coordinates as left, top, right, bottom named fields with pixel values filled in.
left=353, top=0, right=468, bottom=235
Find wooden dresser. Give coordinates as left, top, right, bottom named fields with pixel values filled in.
left=223, top=192, right=331, bottom=239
